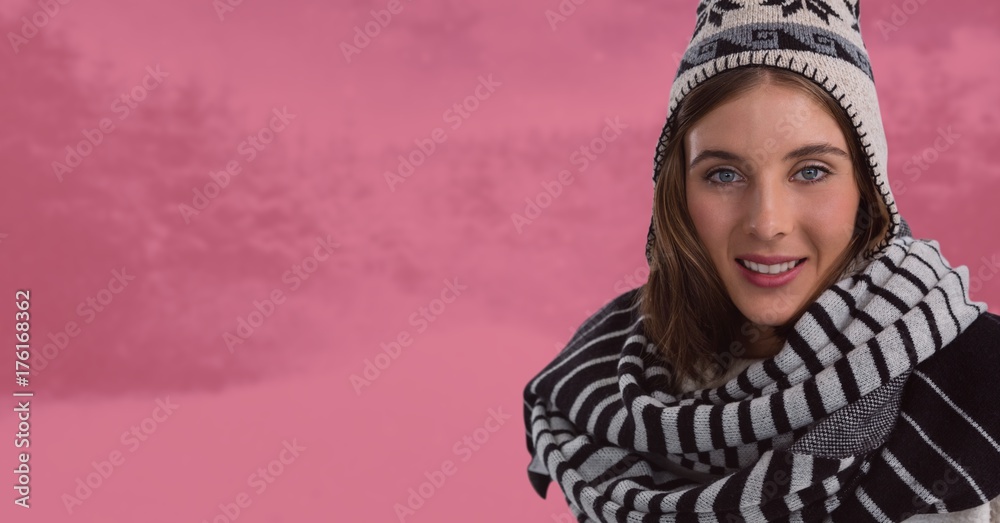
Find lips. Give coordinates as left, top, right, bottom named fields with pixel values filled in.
left=735, top=257, right=807, bottom=288
left=737, top=257, right=807, bottom=275
left=736, top=254, right=806, bottom=265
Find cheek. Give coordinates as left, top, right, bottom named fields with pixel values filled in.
left=815, top=191, right=860, bottom=239
left=686, top=191, right=733, bottom=256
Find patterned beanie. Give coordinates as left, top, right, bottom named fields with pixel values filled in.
left=644, top=0, right=908, bottom=267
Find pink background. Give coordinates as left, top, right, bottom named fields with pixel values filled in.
left=0, top=0, right=998, bottom=521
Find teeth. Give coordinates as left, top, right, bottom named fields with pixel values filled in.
left=740, top=259, right=801, bottom=275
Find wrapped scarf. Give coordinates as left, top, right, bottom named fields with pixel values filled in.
left=523, top=236, right=1000, bottom=522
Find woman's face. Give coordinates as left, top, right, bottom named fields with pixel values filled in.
left=685, top=82, right=860, bottom=328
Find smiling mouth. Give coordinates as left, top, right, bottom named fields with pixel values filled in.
left=736, top=258, right=808, bottom=275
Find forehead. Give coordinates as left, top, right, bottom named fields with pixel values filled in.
left=685, top=84, right=848, bottom=154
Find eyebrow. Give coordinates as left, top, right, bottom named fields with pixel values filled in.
left=688, top=143, right=850, bottom=170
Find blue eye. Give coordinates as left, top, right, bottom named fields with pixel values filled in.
left=705, top=169, right=743, bottom=185
left=796, top=165, right=832, bottom=183
left=704, top=165, right=833, bottom=187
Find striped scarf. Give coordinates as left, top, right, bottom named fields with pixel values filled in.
left=523, top=236, right=999, bottom=522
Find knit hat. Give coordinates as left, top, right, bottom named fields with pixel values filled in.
left=644, top=0, right=908, bottom=267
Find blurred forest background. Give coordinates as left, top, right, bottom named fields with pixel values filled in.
left=1, top=0, right=998, bottom=398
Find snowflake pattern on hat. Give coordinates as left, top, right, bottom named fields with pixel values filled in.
left=692, top=0, right=743, bottom=40
left=760, top=0, right=842, bottom=24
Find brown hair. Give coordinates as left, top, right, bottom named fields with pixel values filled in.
left=638, top=65, right=890, bottom=393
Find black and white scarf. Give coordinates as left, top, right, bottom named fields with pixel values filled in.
left=523, top=236, right=1000, bottom=522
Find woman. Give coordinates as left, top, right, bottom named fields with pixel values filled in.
left=522, top=1, right=1000, bottom=521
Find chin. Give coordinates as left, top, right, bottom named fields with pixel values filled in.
left=736, top=298, right=798, bottom=327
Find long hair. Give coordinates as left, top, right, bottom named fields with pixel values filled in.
left=638, top=66, right=891, bottom=393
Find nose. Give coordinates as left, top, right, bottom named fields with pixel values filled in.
left=743, top=178, right=793, bottom=240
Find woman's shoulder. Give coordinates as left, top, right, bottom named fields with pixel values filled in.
left=523, top=289, right=646, bottom=412
left=944, top=310, right=1000, bottom=351
left=525, top=289, right=643, bottom=386
left=913, top=310, right=1000, bottom=379
left=555, top=288, right=644, bottom=354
